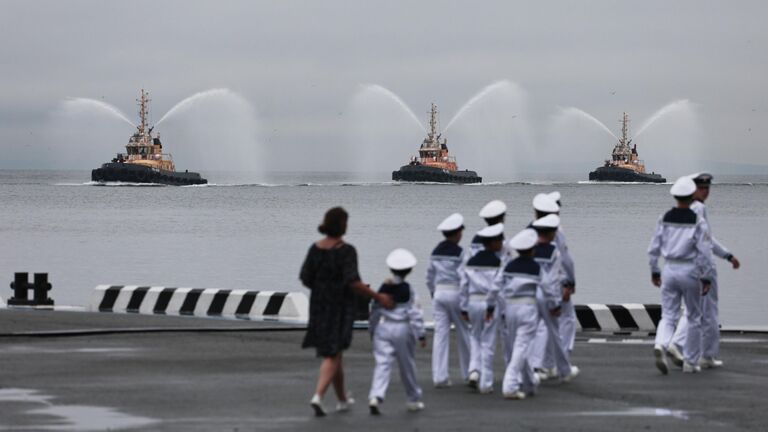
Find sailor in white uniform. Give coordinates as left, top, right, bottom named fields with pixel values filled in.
left=546, top=191, right=577, bottom=354
left=427, top=213, right=471, bottom=387
left=459, top=223, right=504, bottom=393
left=368, top=249, right=427, bottom=414
left=529, top=214, right=579, bottom=382
left=469, top=200, right=508, bottom=257
left=648, top=176, right=714, bottom=374
left=489, top=228, right=546, bottom=399
left=470, top=200, right=513, bottom=364
left=668, top=173, right=741, bottom=369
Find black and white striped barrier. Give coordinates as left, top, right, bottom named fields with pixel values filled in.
left=90, top=286, right=308, bottom=323
left=575, top=303, right=660, bottom=333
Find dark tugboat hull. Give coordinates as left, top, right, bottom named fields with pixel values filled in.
left=91, top=163, right=207, bottom=186
left=392, top=165, right=481, bottom=184
left=588, top=166, right=665, bottom=183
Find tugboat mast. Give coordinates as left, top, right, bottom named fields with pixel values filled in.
left=137, top=89, right=150, bottom=135
left=620, top=112, right=631, bottom=147
left=428, top=102, right=439, bottom=143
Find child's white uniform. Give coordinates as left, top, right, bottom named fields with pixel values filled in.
left=369, top=278, right=426, bottom=403
left=529, top=242, right=574, bottom=378
left=426, top=240, right=470, bottom=385
left=490, top=255, right=550, bottom=395
left=459, top=249, right=502, bottom=392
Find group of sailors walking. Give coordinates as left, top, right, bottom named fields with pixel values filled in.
left=367, top=191, right=579, bottom=414
left=304, top=172, right=739, bottom=417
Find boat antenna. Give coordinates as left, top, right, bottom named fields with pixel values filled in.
left=137, top=89, right=151, bottom=135
left=621, top=112, right=632, bottom=146
left=428, top=103, right=439, bottom=145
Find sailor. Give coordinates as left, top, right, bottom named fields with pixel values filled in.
left=368, top=249, right=427, bottom=414
left=668, top=173, right=741, bottom=369
left=459, top=223, right=504, bottom=393
left=469, top=200, right=508, bottom=257
left=544, top=192, right=578, bottom=355
left=529, top=214, right=579, bottom=382
left=489, top=228, right=545, bottom=399
left=648, top=176, right=714, bottom=374
left=470, top=199, right=513, bottom=365
left=426, top=213, right=471, bottom=387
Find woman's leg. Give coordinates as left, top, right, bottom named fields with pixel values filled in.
left=332, top=354, right=348, bottom=401
left=315, top=352, right=342, bottom=397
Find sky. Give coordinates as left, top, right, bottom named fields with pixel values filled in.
left=1, top=0, right=766, bottom=179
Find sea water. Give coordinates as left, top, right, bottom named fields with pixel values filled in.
left=1, top=170, right=765, bottom=327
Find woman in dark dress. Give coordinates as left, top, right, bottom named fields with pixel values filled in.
left=300, top=207, right=393, bottom=416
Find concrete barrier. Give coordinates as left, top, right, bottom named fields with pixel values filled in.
left=90, top=285, right=308, bottom=323
left=575, top=303, right=660, bottom=333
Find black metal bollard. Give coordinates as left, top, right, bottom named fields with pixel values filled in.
left=9, top=272, right=30, bottom=305
left=8, top=272, right=54, bottom=307
left=33, top=273, right=54, bottom=306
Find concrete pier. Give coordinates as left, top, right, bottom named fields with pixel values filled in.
left=0, top=309, right=766, bottom=431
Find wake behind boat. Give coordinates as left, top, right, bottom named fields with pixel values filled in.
left=588, top=113, right=665, bottom=183
left=91, top=90, right=207, bottom=186
left=392, top=103, right=481, bottom=184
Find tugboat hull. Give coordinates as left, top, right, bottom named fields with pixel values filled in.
left=588, top=166, right=665, bottom=183
left=392, top=165, right=481, bottom=184
left=92, top=163, right=207, bottom=186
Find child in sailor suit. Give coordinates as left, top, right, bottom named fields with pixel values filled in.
left=368, top=249, right=426, bottom=414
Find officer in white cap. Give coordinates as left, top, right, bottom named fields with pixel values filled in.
left=459, top=223, right=504, bottom=393
left=528, top=214, right=579, bottom=382
left=426, top=213, right=471, bottom=387
left=470, top=200, right=508, bottom=257
left=368, top=249, right=427, bottom=414
left=668, top=173, right=741, bottom=369
left=648, top=176, right=713, bottom=375
left=488, top=228, right=545, bottom=399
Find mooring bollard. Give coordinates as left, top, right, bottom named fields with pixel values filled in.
left=8, top=272, right=54, bottom=307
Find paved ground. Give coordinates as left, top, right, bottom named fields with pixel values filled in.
left=0, top=309, right=766, bottom=431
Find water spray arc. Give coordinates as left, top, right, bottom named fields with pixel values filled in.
left=62, top=98, right=136, bottom=128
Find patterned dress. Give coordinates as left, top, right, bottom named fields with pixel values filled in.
left=300, top=243, right=361, bottom=357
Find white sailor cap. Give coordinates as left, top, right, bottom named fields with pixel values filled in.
left=476, top=223, right=504, bottom=239
left=670, top=176, right=696, bottom=197
left=386, top=248, right=418, bottom=271
left=508, top=228, right=538, bottom=251
left=436, top=213, right=464, bottom=232
left=532, top=193, right=560, bottom=213
left=547, top=191, right=561, bottom=203
left=479, top=200, right=507, bottom=218
left=532, top=214, right=560, bottom=229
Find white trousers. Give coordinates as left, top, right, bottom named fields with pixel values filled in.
left=671, top=276, right=720, bottom=359
left=559, top=299, right=576, bottom=353
left=501, top=302, right=539, bottom=394
left=432, top=289, right=471, bottom=384
left=531, top=296, right=573, bottom=377
left=369, top=320, right=423, bottom=403
left=467, top=300, right=498, bottom=392
left=654, top=264, right=704, bottom=365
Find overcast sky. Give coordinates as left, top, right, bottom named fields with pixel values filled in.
left=1, top=1, right=766, bottom=178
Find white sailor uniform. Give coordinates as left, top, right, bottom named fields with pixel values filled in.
left=426, top=239, right=470, bottom=385
left=648, top=207, right=713, bottom=366
left=529, top=241, right=574, bottom=378
left=670, top=200, right=732, bottom=360
left=459, top=249, right=502, bottom=392
left=490, top=256, right=546, bottom=396
left=554, top=229, right=577, bottom=353
left=368, top=278, right=426, bottom=404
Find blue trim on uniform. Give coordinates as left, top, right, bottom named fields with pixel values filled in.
left=534, top=243, right=556, bottom=260
left=663, top=207, right=697, bottom=225
left=466, top=250, right=501, bottom=267
left=431, top=240, right=463, bottom=257
left=378, top=282, right=411, bottom=304
left=503, top=256, right=540, bottom=275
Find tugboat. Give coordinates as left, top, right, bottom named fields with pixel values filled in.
left=588, top=112, right=665, bottom=183
left=392, top=103, right=481, bottom=184
left=91, top=90, right=207, bottom=185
